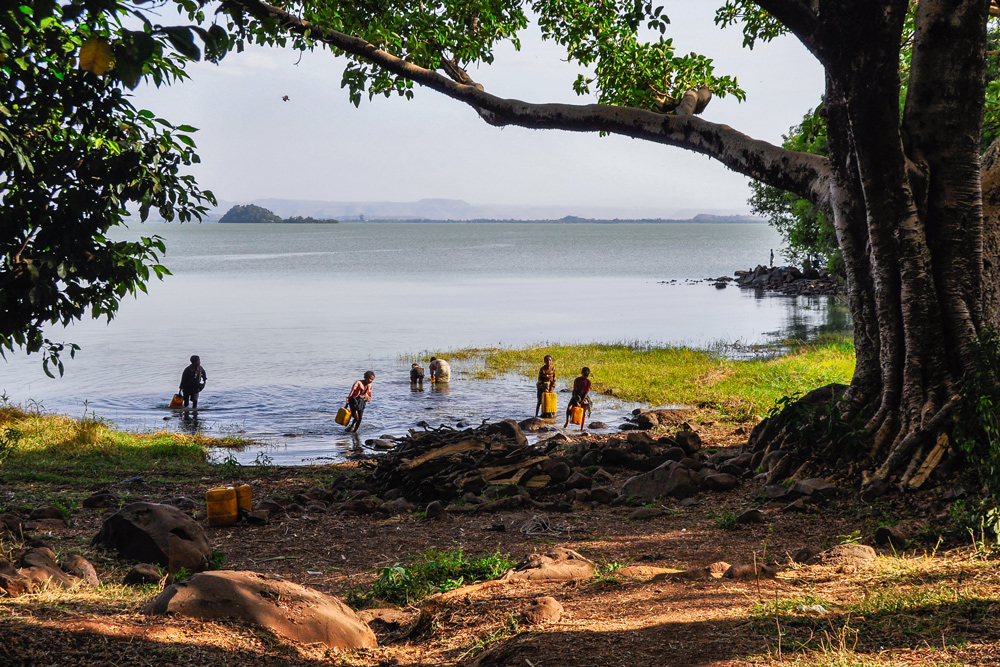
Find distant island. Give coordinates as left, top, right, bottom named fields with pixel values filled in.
left=219, top=204, right=338, bottom=224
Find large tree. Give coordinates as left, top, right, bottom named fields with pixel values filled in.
left=219, top=0, right=1000, bottom=493
left=0, top=0, right=226, bottom=375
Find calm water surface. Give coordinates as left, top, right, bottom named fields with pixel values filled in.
left=1, top=223, right=849, bottom=464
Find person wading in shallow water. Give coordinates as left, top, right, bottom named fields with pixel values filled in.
left=179, top=355, right=207, bottom=408
left=535, top=355, right=556, bottom=417
left=345, top=371, right=375, bottom=433
left=564, top=367, right=592, bottom=432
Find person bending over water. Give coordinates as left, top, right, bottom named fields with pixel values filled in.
left=535, top=355, right=556, bottom=417
left=429, top=357, right=451, bottom=383
left=410, top=363, right=425, bottom=384
left=179, top=355, right=207, bottom=409
left=345, top=371, right=375, bottom=433
left=564, top=367, right=592, bottom=432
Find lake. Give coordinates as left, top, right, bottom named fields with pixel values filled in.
left=0, top=222, right=849, bottom=464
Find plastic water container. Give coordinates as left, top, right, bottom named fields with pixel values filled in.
left=542, top=392, right=557, bottom=414
left=235, top=484, right=252, bottom=513
left=335, top=407, right=351, bottom=425
left=571, top=406, right=585, bottom=425
left=205, top=487, right=238, bottom=526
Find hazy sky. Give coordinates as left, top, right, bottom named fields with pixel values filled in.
left=134, top=1, right=824, bottom=216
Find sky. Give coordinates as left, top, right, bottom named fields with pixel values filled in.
left=133, top=1, right=825, bottom=217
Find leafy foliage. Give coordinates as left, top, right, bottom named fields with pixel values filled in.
left=954, top=328, right=1000, bottom=501
left=348, top=549, right=513, bottom=606
left=0, top=1, right=228, bottom=373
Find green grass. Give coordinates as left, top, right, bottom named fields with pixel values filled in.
left=347, top=549, right=514, bottom=607
left=0, top=404, right=257, bottom=485
left=448, top=338, right=855, bottom=424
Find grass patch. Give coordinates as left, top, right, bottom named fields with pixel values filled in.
left=347, top=549, right=514, bottom=607
left=0, top=404, right=258, bottom=485
left=447, top=339, right=854, bottom=425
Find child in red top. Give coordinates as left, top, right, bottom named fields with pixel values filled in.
left=345, top=371, right=375, bottom=433
left=564, top=367, right=592, bottom=431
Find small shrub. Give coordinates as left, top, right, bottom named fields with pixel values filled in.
left=709, top=511, right=739, bottom=530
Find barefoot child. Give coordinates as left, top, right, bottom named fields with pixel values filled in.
left=345, top=371, right=375, bottom=433
left=564, top=367, right=592, bottom=431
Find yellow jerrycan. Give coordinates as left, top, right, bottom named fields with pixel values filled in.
left=235, top=484, right=252, bottom=513
left=542, top=391, right=557, bottom=414
left=570, top=406, right=585, bottom=425
left=205, top=486, right=238, bottom=527
left=335, top=407, right=352, bottom=425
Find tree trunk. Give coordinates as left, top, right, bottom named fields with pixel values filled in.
left=750, top=0, right=993, bottom=495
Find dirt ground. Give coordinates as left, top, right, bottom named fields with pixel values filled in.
left=2, top=427, right=1000, bottom=667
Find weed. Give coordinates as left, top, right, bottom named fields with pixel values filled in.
left=458, top=613, right=521, bottom=660
left=173, top=567, right=192, bottom=584
left=709, top=511, right=739, bottom=530
left=208, top=551, right=226, bottom=570
left=837, top=530, right=862, bottom=545
left=348, top=549, right=514, bottom=607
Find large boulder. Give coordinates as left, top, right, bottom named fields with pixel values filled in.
left=93, top=502, right=211, bottom=573
left=621, top=462, right=699, bottom=501
left=633, top=409, right=692, bottom=431
left=485, top=419, right=528, bottom=446
left=503, top=547, right=595, bottom=582
left=143, top=570, right=377, bottom=650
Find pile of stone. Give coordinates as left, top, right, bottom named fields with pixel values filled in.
left=734, top=264, right=840, bottom=296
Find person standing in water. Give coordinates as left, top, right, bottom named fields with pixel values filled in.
left=428, top=357, right=451, bottom=383
left=535, top=355, right=556, bottom=417
left=345, top=371, right=375, bottom=433
left=564, top=367, right=592, bottom=431
left=410, top=362, right=425, bottom=385
left=179, top=355, right=207, bottom=408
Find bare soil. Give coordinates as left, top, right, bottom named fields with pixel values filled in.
left=2, top=426, right=999, bottom=667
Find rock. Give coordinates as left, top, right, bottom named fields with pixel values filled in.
left=486, top=419, right=528, bottom=446
left=662, top=447, right=687, bottom=463
left=810, top=544, right=877, bottom=565
left=736, top=509, right=764, bottom=524
left=874, top=525, right=910, bottom=548
left=81, top=491, right=119, bottom=509
left=942, top=485, right=967, bottom=500
left=123, top=563, right=163, bottom=585
left=369, top=439, right=394, bottom=451
left=518, top=418, right=548, bottom=433
left=654, top=568, right=710, bottom=581
left=629, top=507, right=666, bottom=520
left=719, top=462, right=746, bottom=477
left=591, top=468, right=615, bottom=485
left=782, top=498, right=814, bottom=513
left=284, top=503, right=305, bottom=514
left=61, top=554, right=99, bottom=587
left=0, top=558, right=35, bottom=597
left=678, top=456, right=702, bottom=471
left=388, top=498, right=416, bottom=514
left=626, top=431, right=656, bottom=447
left=621, top=462, right=699, bottom=502
left=0, top=513, right=26, bottom=535
left=543, top=461, right=572, bottom=483
left=703, top=473, right=739, bottom=492
left=588, top=422, right=609, bottom=429
left=19, top=548, right=78, bottom=589
left=674, top=430, right=702, bottom=454
left=723, top=563, right=778, bottom=580
left=793, top=546, right=821, bottom=564
left=93, top=502, right=212, bottom=573
left=255, top=499, right=285, bottom=515
left=579, top=450, right=601, bottom=467
left=564, top=472, right=593, bottom=490
left=678, top=497, right=699, bottom=507
left=791, top=478, right=841, bottom=500
left=763, top=484, right=793, bottom=500
left=520, top=596, right=563, bottom=624
left=143, top=570, right=377, bottom=650
left=503, top=548, right=596, bottom=582
left=28, top=505, right=64, bottom=521
left=246, top=510, right=269, bottom=526
left=633, top=409, right=693, bottom=430
left=305, top=503, right=328, bottom=514
left=589, top=487, right=617, bottom=504
left=729, top=452, right=754, bottom=468
left=707, top=561, right=731, bottom=576
left=424, top=501, right=446, bottom=520
left=166, top=497, right=198, bottom=512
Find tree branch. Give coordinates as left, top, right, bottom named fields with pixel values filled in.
left=232, top=0, right=832, bottom=205
left=753, top=0, right=823, bottom=60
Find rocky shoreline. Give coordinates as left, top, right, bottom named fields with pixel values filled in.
left=661, top=264, right=842, bottom=296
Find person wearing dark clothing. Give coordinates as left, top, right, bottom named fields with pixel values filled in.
left=535, top=355, right=556, bottom=417
left=179, top=355, right=207, bottom=408
left=410, top=363, right=424, bottom=384
left=564, top=367, right=593, bottom=431
left=345, top=371, right=375, bottom=433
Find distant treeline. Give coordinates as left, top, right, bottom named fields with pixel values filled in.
left=338, top=216, right=764, bottom=224
left=219, top=205, right=338, bottom=224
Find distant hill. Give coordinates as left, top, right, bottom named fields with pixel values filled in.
left=691, top=214, right=764, bottom=223
left=219, top=204, right=282, bottom=223
left=204, top=198, right=760, bottom=222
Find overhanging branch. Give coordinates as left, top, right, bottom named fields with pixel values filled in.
left=231, top=0, right=832, bottom=205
